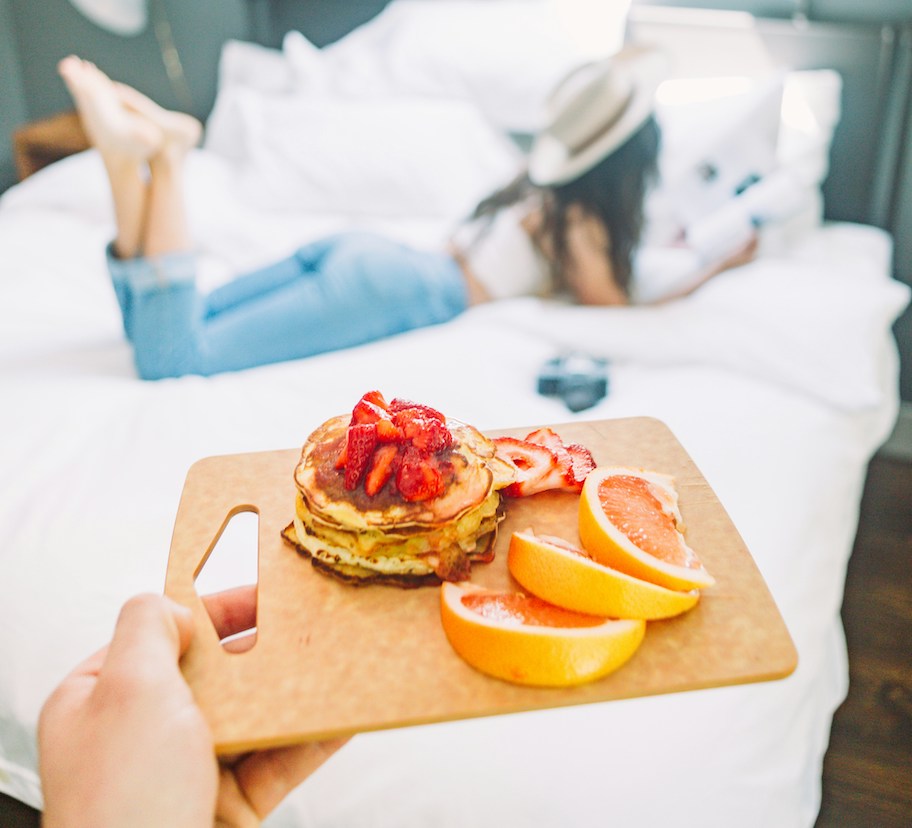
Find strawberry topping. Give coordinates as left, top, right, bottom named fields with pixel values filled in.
left=393, top=407, right=453, bottom=452
left=364, top=443, right=399, bottom=496
left=375, top=417, right=403, bottom=443
left=396, top=445, right=445, bottom=502
left=343, top=422, right=378, bottom=490
left=336, top=391, right=453, bottom=501
left=350, top=397, right=386, bottom=425
left=388, top=398, right=446, bottom=422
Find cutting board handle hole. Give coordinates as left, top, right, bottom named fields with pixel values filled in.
left=194, top=506, right=260, bottom=653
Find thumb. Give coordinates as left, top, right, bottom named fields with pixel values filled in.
left=102, top=594, right=195, bottom=681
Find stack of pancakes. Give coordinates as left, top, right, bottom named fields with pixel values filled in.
left=283, top=414, right=515, bottom=586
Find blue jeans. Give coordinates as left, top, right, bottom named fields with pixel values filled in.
left=107, top=232, right=468, bottom=379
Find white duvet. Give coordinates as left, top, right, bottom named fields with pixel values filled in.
left=1, top=5, right=910, bottom=824
left=0, top=146, right=907, bottom=827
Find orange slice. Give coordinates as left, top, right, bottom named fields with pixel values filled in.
left=440, top=581, right=645, bottom=687
left=508, top=530, right=700, bottom=620
left=578, top=467, right=715, bottom=591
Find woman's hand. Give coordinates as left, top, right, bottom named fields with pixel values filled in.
left=709, top=232, right=760, bottom=276
left=39, top=587, right=347, bottom=828
left=651, top=232, right=761, bottom=305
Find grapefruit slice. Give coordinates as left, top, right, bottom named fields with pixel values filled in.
left=578, top=467, right=715, bottom=591
left=508, top=530, right=700, bottom=620
left=440, top=581, right=645, bottom=687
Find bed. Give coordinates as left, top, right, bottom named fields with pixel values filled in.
left=0, top=2, right=909, bottom=826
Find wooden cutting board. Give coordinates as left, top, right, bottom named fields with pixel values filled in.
left=164, top=416, right=797, bottom=755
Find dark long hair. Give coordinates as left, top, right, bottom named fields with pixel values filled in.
left=471, top=115, right=661, bottom=297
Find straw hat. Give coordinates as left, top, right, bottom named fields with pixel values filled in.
left=528, top=45, right=669, bottom=187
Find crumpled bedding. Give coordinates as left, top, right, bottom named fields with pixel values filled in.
left=1, top=2, right=910, bottom=814
left=0, top=142, right=907, bottom=827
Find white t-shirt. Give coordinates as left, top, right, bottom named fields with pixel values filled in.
left=452, top=203, right=552, bottom=300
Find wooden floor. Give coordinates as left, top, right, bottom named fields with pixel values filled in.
left=1, top=455, right=909, bottom=828
left=815, top=454, right=912, bottom=827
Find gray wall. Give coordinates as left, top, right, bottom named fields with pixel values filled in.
left=0, top=0, right=250, bottom=184
left=632, top=0, right=912, bottom=402
left=0, top=0, right=375, bottom=189
left=892, top=28, right=912, bottom=402
left=252, top=0, right=390, bottom=48
left=2, top=0, right=911, bottom=399
left=0, top=0, right=28, bottom=186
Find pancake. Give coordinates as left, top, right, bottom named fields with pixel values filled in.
left=283, top=396, right=515, bottom=586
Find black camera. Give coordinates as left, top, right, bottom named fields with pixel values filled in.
left=537, top=352, right=609, bottom=412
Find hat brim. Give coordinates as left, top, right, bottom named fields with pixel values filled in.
left=528, top=48, right=668, bottom=187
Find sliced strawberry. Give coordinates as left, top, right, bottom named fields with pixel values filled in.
left=364, top=444, right=399, bottom=496
left=335, top=438, right=348, bottom=469
left=360, top=390, right=389, bottom=409
left=392, top=407, right=453, bottom=453
left=405, top=418, right=452, bottom=452
left=351, top=399, right=384, bottom=425
left=343, top=423, right=378, bottom=490
left=565, top=442, right=596, bottom=485
left=349, top=390, right=390, bottom=425
left=524, top=427, right=575, bottom=484
left=521, top=428, right=595, bottom=492
left=389, top=398, right=445, bottom=422
left=396, top=446, right=444, bottom=502
left=416, top=418, right=453, bottom=452
left=375, top=416, right=403, bottom=443
left=493, top=436, right=554, bottom=471
left=493, top=436, right=567, bottom=497
left=523, top=427, right=564, bottom=450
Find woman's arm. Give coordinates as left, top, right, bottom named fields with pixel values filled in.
left=649, top=233, right=760, bottom=305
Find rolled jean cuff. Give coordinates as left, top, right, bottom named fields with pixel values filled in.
left=105, top=242, right=197, bottom=294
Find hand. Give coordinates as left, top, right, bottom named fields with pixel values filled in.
left=39, top=587, right=347, bottom=828
left=712, top=232, right=760, bottom=275
left=653, top=232, right=761, bottom=305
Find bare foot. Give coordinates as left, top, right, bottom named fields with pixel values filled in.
left=115, top=83, right=202, bottom=152
left=58, top=56, right=162, bottom=159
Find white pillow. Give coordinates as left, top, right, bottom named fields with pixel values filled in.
left=204, top=38, right=296, bottom=163
left=230, top=89, right=521, bottom=218
left=634, top=69, right=842, bottom=302
left=645, top=70, right=841, bottom=244
left=203, top=1, right=632, bottom=219
left=0, top=150, right=112, bottom=221
left=282, top=0, right=630, bottom=133
left=778, top=69, right=842, bottom=188
left=651, top=74, right=785, bottom=232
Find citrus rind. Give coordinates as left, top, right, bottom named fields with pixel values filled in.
left=578, top=466, right=715, bottom=592
left=439, top=582, right=645, bottom=687
left=508, top=530, right=700, bottom=620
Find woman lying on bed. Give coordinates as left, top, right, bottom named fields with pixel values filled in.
left=59, top=48, right=754, bottom=381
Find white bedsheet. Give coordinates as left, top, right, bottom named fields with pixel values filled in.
left=2, top=2, right=910, bottom=816
left=0, top=142, right=908, bottom=827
